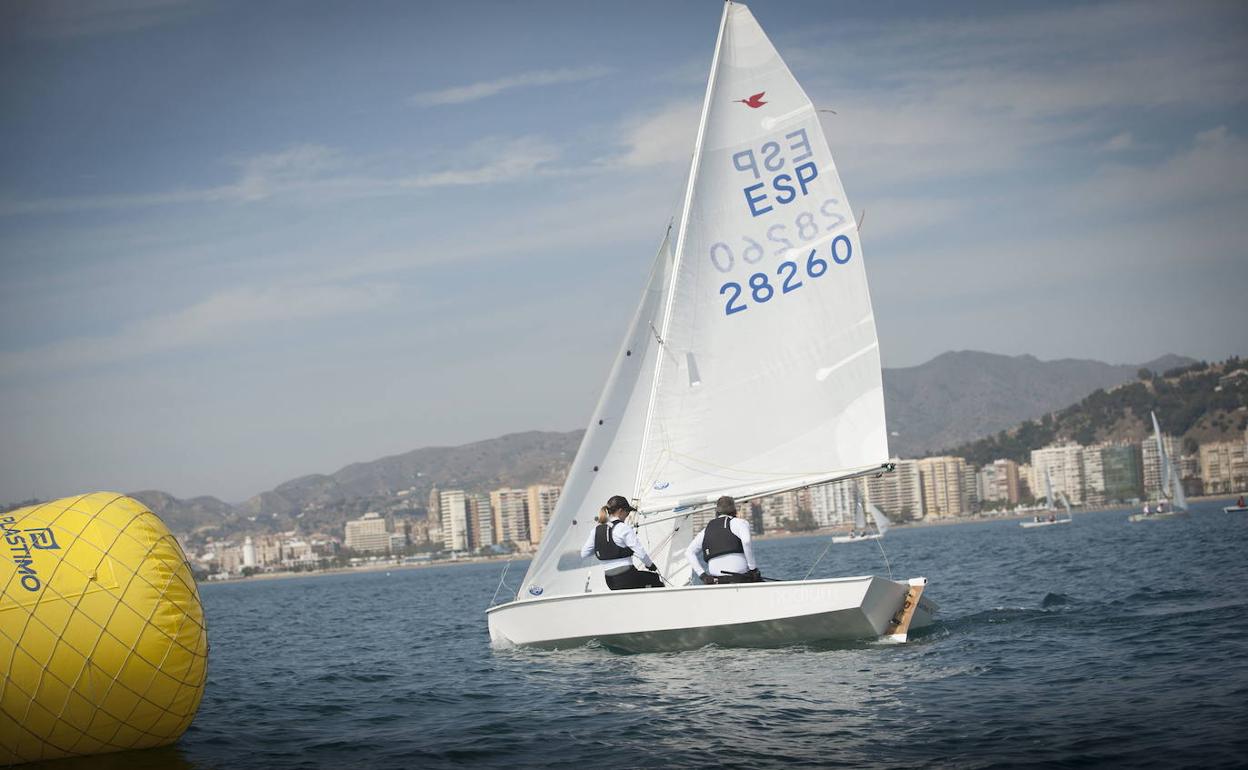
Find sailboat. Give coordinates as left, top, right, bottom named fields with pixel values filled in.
left=1020, top=467, right=1072, bottom=528
left=486, top=2, right=934, bottom=651
left=1128, top=411, right=1189, bottom=522
left=831, top=487, right=891, bottom=542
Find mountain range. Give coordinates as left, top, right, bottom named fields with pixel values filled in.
left=126, top=350, right=1194, bottom=538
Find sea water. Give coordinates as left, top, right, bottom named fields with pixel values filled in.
left=55, top=498, right=1248, bottom=768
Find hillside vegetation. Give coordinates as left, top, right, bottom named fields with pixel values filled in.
left=945, top=358, right=1248, bottom=466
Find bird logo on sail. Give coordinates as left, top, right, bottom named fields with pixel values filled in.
left=737, top=91, right=767, bottom=108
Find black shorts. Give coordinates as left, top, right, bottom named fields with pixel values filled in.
left=605, top=567, right=664, bottom=590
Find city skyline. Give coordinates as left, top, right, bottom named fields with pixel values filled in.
left=3, top=1, right=1246, bottom=503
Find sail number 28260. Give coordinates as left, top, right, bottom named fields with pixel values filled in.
left=719, top=235, right=851, bottom=316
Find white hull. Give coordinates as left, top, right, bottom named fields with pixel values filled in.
left=830, top=533, right=883, bottom=543
left=1019, top=518, right=1072, bottom=528
left=1223, top=506, right=1248, bottom=513
left=487, top=576, right=934, bottom=652
left=1128, top=510, right=1187, bottom=522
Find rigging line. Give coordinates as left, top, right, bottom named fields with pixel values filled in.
left=874, top=532, right=893, bottom=581
left=802, top=537, right=836, bottom=581
left=488, top=558, right=514, bottom=608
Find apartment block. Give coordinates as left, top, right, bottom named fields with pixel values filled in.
left=1200, top=440, right=1248, bottom=494
left=345, top=512, right=391, bottom=553
left=917, top=456, right=972, bottom=518
left=440, top=490, right=471, bottom=553
left=468, top=492, right=494, bottom=549
left=863, top=459, right=923, bottom=521
left=526, top=485, right=561, bottom=546
left=490, top=488, right=530, bottom=545
left=977, top=459, right=1021, bottom=506
left=1030, top=445, right=1086, bottom=506
left=1100, top=443, right=1143, bottom=502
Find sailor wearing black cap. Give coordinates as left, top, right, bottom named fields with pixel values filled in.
left=685, top=496, right=761, bottom=584
left=579, top=495, right=664, bottom=590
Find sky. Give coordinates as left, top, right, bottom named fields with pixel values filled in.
left=1, top=0, right=1246, bottom=503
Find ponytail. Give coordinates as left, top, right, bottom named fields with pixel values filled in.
left=596, top=506, right=610, bottom=525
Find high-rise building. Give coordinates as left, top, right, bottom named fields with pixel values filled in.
left=427, top=488, right=443, bottom=546
left=1080, top=445, right=1107, bottom=506
left=242, top=536, right=256, bottom=568
left=526, top=485, right=561, bottom=546
left=917, top=456, right=972, bottom=518
left=758, top=491, right=799, bottom=530
left=490, top=488, right=530, bottom=545
left=863, top=459, right=922, bottom=521
left=440, top=490, right=471, bottom=553
left=345, top=512, right=391, bottom=553
left=468, top=492, right=494, bottom=549
left=1200, top=440, right=1248, bottom=494
left=977, top=459, right=1021, bottom=506
left=1017, top=462, right=1033, bottom=500
left=1100, top=443, right=1143, bottom=502
left=1031, top=445, right=1086, bottom=505
left=808, top=478, right=860, bottom=527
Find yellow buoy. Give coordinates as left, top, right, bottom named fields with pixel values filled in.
left=1, top=493, right=208, bottom=765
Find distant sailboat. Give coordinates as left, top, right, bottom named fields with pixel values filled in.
left=486, top=2, right=934, bottom=651
left=1224, top=496, right=1248, bottom=514
left=1020, top=467, right=1072, bottom=528
left=1128, top=411, right=1188, bottom=522
left=832, top=487, right=890, bottom=542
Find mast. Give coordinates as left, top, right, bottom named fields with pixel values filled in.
left=632, top=1, right=731, bottom=504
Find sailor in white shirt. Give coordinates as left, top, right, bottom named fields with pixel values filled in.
left=579, top=494, right=664, bottom=590
left=685, top=496, right=761, bottom=584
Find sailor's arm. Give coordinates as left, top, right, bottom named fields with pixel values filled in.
left=618, top=523, right=655, bottom=568
left=579, top=527, right=596, bottom=558
left=734, top=518, right=757, bottom=570
left=685, top=530, right=707, bottom=576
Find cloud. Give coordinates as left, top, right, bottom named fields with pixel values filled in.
left=231, top=144, right=342, bottom=202
left=1074, top=125, right=1248, bottom=214
left=608, top=102, right=701, bottom=168
left=1101, top=132, right=1134, bottom=152
left=0, top=282, right=396, bottom=375
left=0, top=138, right=557, bottom=216
left=412, top=65, right=613, bottom=106
left=790, top=0, right=1248, bottom=189
left=7, top=0, right=195, bottom=39
left=397, top=137, right=557, bottom=187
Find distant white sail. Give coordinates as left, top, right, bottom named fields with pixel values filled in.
left=1044, top=467, right=1057, bottom=512
left=1151, top=411, right=1171, bottom=493
left=868, top=502, right=890, bottom=535
left=1150, top=410, right=1187, bottom=512
left=853, top=490, right=867, bottom=531
left=633, top=3, right=888, bottom=513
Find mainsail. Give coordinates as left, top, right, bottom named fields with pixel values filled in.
left=635, top=3, right=888, bottom=512
left=868, top=502, right=890, bottom=535
left=1150, top=411, right=1187, bottom=511
left=1044, top=467, right=1057, bottom=512
left=517, top=2, right=887, bottom=598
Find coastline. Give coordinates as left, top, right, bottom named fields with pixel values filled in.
left=200, top=493, right=1244, bottom=586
